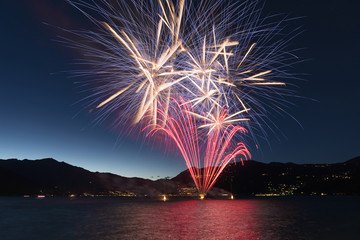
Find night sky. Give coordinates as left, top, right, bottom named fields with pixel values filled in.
left=1, top=0, right=359, bottom=179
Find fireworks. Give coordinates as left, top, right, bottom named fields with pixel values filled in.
left=67, top=0, right=300, bottom=195
left=146, top=99, right=251, bottom=194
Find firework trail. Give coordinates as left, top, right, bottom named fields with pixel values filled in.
left=66, top=0, right=301, bottom=195
left=146, top=99, right=251, bottom=194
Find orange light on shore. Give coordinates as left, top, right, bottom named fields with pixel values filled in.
left=199, top=194, right=205, bottom=200
left=163, top=195, right=167, bottom=202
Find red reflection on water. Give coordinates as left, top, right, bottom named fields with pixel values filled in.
left=160, top=200, right=263, bottom=239
left=78, top=198, right=313, bottom=239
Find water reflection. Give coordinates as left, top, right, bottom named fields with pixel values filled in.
left=1, top=197, right=359, bottom=240
left=77, top=198, right=356, bottom=240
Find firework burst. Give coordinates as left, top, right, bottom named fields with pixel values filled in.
left=66, top=0, right=301, bottom=194
left=146, top=99, right=251, bottom=194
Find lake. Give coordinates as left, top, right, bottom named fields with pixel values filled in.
left=1, top=196, right=359, bottom=240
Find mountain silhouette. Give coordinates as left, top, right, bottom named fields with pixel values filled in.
left=0, top=157, right=359, bottom=196
left=173, top=156, right=360, bottom=195
left=0, top=158, right=178, bottom=196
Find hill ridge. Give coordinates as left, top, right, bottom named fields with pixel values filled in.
left=0, top=157, right=359, bottom=196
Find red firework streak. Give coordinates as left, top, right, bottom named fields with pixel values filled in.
left=146, top=99, right=251, bottom=195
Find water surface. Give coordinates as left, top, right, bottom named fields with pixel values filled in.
left=1, top=196, right=359, bottom=240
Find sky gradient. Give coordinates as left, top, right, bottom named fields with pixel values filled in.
left=1, top=0, right=359, bottom=179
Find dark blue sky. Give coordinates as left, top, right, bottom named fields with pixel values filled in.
left=1, top=0, right=359, bottom=179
